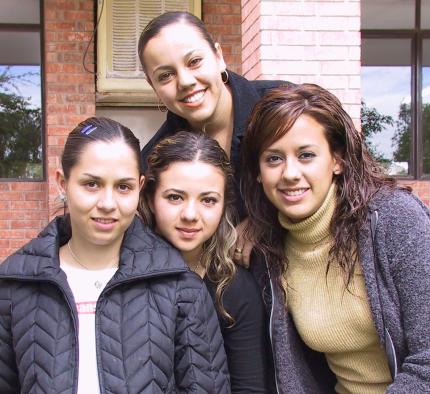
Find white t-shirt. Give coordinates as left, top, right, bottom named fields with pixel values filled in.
left=61, top=263, right=117, bottom=394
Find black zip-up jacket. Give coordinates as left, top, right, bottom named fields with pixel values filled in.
left=0, top=216, right=230, bottom=394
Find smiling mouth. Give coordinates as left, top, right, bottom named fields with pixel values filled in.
left=92, top=218, right=117, bottom=224
left=181, top=90, right=205, bottom=103
left=280, top=188, right=309, bottom=196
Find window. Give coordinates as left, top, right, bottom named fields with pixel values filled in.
left=361, top=0, right=430, bottom=178
left=96, top=0, right=201, bottom=105
left=0, top=0, right=43, bottom=180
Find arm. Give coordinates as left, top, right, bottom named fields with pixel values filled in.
left=220, top=267, right=274, bottom=393
left=0, top=282, right=20, bottom=393
left=380, top=193, right=430, bottom=392
left=175, top=274, right=230, bottom=394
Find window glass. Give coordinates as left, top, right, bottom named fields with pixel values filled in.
left=422, top=1, right=430, bottom=29
left=0, top=0, right=40, bottom=24
left=0, top=1, right=42, bottom=180
left=361, top=0, right=415, bottom=30
left=423, top=39, right=430, bottom=175
left=361, top=38, right=411, bottom=175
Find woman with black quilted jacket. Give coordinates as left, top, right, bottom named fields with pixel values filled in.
left=0, top=117, right=230, bottom=394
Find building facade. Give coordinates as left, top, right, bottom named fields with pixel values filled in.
left=1, top=0, right=429, bottom=259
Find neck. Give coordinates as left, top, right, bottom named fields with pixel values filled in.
left=190, top=84, right=234, bottom=155
left=62, top=235, right=121, bottom=270
left=182, top=247, right=205, bottom=278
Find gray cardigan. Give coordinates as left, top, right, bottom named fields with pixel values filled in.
left=266, top=188, right=430, bottom=393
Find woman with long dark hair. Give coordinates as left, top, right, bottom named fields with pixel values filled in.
left=242, top=84, right=430, bottom=393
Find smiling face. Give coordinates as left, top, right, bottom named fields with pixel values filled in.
left=142, top=22, right=228, bottom=130
left=57, top=140, right=143, bottom=250
left=151, top=160, right=225, bottom=264
left=258, top=114, right=341, bottom=222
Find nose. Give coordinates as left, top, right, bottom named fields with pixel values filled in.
left=177, top=68, right=196, bottom=89
left=97, top=188, right=116, bottom=211
left=181, top=200, right=198, bottom=222
left=282, top=159, right=301, bottom=182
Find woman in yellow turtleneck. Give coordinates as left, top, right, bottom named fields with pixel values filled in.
left=241, top=83, right=430, bottom=393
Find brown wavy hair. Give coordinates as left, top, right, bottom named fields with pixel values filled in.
left=138, top=131, right=237, bottom=322
left=241, top=83, right=399, bottom=287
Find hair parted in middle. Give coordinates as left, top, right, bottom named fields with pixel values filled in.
left=241, top=83, right=399, bottom=287
left=139, top=131, right=237, bottom=322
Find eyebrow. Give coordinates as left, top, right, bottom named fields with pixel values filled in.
left=264, top=144, right=318, bottom=153
left=162, top=188, right=221, bottom=197
left=81, top=173, right=137, bottom=182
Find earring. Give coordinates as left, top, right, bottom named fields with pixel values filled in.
left=256, top=175, right=262, bottom=183
left=157, top=99, right=168, bottom=113
left=221, top=70, right=229, bottom=84
left=59, top=194, right=67, bottom=203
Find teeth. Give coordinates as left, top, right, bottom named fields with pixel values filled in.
left=183, top=91, right=204, bottom=103
left=284, top=189, right=307, bottom=196
left=95, top=218, right=114, bottom=223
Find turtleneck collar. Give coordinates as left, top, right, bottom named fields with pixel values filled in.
left=278, top=183, right=336, bottom=245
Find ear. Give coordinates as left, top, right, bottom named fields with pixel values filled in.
left=55, top=169, right=67, bottom=196
left=139, top=175, right=145, bottom=191
left=333, top=155, right=343, bottom=175
left=214, top=42, right=227, bottom=72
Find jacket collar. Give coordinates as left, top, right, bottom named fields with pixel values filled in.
left=0, top=215, right=188, bottom=281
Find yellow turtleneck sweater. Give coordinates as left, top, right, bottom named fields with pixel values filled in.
left=278, top=184, right=392, bottom=394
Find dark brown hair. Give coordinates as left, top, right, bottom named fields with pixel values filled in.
left=242, top=83, right=398, bottom=286
left=62, top=117, right=141, bottom=180
left=139, top=131, right=237, bottom=322
left=138, top=11, right=217, bottom=79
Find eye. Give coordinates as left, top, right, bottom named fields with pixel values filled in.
left=189, top=57, right=202, bottom=68
left=84, top=181, right=98, bottom=190
left=264, top=154, right=283, bottom=165
left=201, top=196, right=218, bottom=206
left=298, top=151, right=316, bottom=160
left=158, top=71, right=174, bottom=83
left=166, top=193, right=183, bottom=202
left=118, top=183, right=132, bottom=193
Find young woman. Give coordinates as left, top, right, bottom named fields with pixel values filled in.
left=0, top=117, right=230, bottom=394
left=242, top=84, right=430, bottom=393
left=139, top=131, right=275, bottom=393
left=138, top=11, right=294, bottom=223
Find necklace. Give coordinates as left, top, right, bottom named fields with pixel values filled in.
left=67, top=241, right=118, bottom=289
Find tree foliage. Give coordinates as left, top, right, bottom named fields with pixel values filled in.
left=0, top=67, right=42, bottom=179
left=360, top=100, right=393, bottom=165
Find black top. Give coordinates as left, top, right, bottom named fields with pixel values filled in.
left=204, top=266, right=276, bottom=393
left=140, top=71, right=293, bottom=219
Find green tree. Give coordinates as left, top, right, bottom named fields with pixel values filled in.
left=361, top=100, right=393, bottom=166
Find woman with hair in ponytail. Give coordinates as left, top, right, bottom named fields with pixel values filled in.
left=139, top=131, right=275, bottom=393
left=241, top=83, right=430, bottom=393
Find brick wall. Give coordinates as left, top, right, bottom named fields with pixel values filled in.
left=45, top=0, right=96, bottom=218
left=0, top=183, right=48, bottom=259
left=203, top=0, right=242, bottom=74
left=242, top=0, right=361, bottom=121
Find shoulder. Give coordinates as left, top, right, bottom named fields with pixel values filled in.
left=251, top=79, right=295, bottom=97
left=371, top=187, right=430, bottom=228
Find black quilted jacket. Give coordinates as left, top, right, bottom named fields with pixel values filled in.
left=0, top=216, right=230, bottom=394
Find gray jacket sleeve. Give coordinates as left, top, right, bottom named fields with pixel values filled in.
left=380, top=193, right=430, bottom=392
left=174, top=274, right=231, bottom=393
left=0, top=282, right=20, bottom=393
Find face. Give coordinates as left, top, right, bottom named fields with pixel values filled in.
left=151, top=161, right=225, bottom=264
left=56, top=140, right=144, bottom=249
left=142, top=23, right=228, bottom=130
left=259, top=114, right=341, bottom=222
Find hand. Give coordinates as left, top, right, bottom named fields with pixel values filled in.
left=233, top=217, right=254, bottom=268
